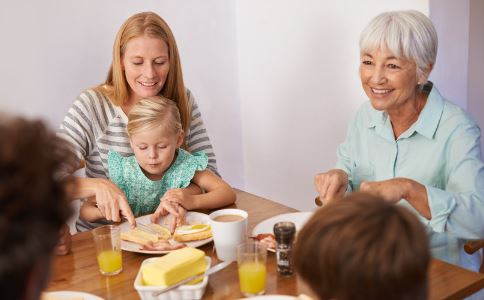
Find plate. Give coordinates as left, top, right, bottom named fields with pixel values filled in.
left=119, top=212, right=213, bottom=254
left=43, top=291, right=104, bottom=300
left=252, top=212, right=314, bottom=252
left=242, top=296, right=296, bottom=300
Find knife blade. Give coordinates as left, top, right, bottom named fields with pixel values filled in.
left=152, top=261, right=233, bottom=297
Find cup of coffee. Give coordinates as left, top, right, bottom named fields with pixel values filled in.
left=209, top=208, right=248, bottom=261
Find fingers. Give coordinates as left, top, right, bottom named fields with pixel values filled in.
left=151, top=205, right=167, bottom=224
left=118, top=198, right=135, bottom=228
left=176, top=205, right=187, bottom=226
left=54, top=224, right=71, bottom=255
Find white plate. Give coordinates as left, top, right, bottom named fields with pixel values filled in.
left=43, top=291, right=104, bottom=300
left=252, top=212, right=314, bottom=252
left=119, top=212, right=213, bottom=254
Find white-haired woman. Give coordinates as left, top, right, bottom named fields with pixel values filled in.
left=314, top=10, right=484, bottom=270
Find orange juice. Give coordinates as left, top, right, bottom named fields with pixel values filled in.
left=97, top=250, right=122, bottom=274
left=238, top=262, right=266, bottom=295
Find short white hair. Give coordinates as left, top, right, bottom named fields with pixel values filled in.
left=359, top=10, right=438, bottom=79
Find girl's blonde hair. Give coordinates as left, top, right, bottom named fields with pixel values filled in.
left=127, top=96, right=183, bottom=139
left=95, top=11, right=190, bottom=136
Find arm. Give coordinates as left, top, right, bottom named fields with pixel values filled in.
left=314, top=169, right=349, bottom=205
left=360, top=178, right=431, bottom=219
left=57, top=95, right=135, bottom=226
left=66, top=176, right=136, bottom=226
left=361, top=122, right=484, bottom=238
left=163, top=170, right=236, bottom=210
left=185, top=90, right=219, bottom=176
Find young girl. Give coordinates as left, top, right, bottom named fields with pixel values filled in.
left=79, top=96, right=235, bottom=232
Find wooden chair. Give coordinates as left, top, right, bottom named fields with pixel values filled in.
left=464, top=240, right=484, bottom=273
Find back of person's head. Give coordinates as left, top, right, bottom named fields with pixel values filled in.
left=294, top=193, right=430, bottom=300
left=127, top=96, right=183, bottom=138
left=359, top=10, right=437, bottom=81
left=0, top=115, right=74, bottom=300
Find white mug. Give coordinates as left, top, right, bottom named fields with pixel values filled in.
left=209, top=209, right=248, bottom=261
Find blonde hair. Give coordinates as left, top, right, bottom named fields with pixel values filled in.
left=95, top=11, right=190, bottom=134
left=360, top=10, right=438, bottom=80
left=127, top=96, right=183, bottom=139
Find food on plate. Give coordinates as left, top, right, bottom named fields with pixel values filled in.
left=122, top=222, right=212, bottom=246
left=173, top=224, right=212, bottom=242
left=121, top=223, right=171, bottom=245
left=251, top=233, right=277, bottom=250
left=141, top=247, right=207, bottom=286
left=41, top=293, right=84, bottom=300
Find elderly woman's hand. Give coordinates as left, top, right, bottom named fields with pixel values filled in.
left=360, top=178, right=431, bottom=219
left=93, top=178, right=136, bottom=227
left=314, top=169, right=349, bottom=205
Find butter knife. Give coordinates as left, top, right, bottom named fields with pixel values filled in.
left=152, top=261, right=232, bottom=297
left=136, top=222, right=160, bottom=235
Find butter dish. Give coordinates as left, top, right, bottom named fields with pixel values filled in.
left=134, top=256, right=211, bottom=300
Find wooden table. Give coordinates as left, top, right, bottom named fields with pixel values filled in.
left=47, top=190, right=484, bottom=299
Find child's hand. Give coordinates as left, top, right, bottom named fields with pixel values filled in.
left=151, top=199, right=187, bottom=233
left=161, top=188, right=195, bottom=210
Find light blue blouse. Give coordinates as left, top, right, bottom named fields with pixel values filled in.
left=107, top=149, right=208, bottom=217
left=336, top=83, right=484, bottom=269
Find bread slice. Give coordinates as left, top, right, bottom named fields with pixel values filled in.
left=121, top=224, right=171, bottom=245
left=173, top=225, right=212, bottom=242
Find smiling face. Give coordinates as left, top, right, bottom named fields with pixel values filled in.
left=122, top=35, right=170, bottom=106
left=129, top=125, right=183, bottom=181
left=359, top=46, right=426, bottom=115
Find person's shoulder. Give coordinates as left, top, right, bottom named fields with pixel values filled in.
left=441, top=98, right=478, bottom=129
left=75, top=88, right=112, bottom=108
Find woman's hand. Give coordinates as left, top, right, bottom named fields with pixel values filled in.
left=151, top=197, right=187, bottom=233
left=94, top=178, right=136, bottom=227
left=360, top=178, right=431, bottom=219
left=360, top=178, right=407, bottom=203
left=54, top=223, right=71, bottom=255
left=314, top=169, right=349, bottom=205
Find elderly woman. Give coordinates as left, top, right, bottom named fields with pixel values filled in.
left=314, top=10, right=484, bottom=270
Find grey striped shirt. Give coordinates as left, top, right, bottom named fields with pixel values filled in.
left=58, top=89, right=218, bottom=231
left=58, top=88, right=217, bottom=177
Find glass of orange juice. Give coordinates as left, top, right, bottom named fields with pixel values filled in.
left=237, top=241, right=267, bottom=297
left=92, top=225, right=123, bottom=276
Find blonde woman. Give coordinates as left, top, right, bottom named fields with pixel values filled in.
left=59, top=12, right=219, bottom=231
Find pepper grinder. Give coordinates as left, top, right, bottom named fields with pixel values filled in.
left=273, top=221, right=296, bottom=276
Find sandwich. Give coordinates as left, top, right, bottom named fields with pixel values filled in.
left=121, top=223, right=171, bottom=245
left=173, top=224, right=212, bottom=242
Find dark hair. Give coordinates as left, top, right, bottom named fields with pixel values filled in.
left=0, top=115, right=74, bottom=299
left=294, top=193, right=430, bottom=300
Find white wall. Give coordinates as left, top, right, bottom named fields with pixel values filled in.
left=429, top=0, right=470, bottom=109
left=236, top=0, right=429, bottom=211
left=467, top=0, right=484, bottom=154
left=0, top=0, right=244, bottom=187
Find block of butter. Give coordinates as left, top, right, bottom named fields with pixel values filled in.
left=141, top=247, right=207, bottom=286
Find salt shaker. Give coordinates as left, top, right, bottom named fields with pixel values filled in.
left=273, top=221, right=296, bottom=276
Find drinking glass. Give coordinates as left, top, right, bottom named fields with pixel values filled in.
left=237, top=242, right=267, bottom=297
left=92, top=225, right=123, bottom=275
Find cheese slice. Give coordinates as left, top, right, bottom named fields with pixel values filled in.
left=141, top=247, right=207, bottom=286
